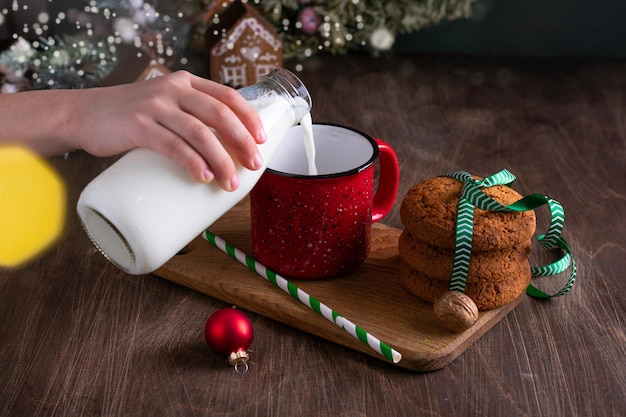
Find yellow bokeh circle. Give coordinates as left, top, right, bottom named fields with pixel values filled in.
left=0, top=145, right=66, bottom=268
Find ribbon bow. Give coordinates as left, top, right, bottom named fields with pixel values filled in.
left=442, top=169, right=576, bottom=299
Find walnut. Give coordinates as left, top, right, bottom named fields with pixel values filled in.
left=433, top=291, right=479, bottom=332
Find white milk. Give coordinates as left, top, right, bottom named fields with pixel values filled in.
left=300, top=113, right=318, bottom=175
left=77, top=95, right=310, bottom=275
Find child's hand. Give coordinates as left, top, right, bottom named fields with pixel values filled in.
left=75, top=71, right=267, bottom=191
left=0, top=71, right=267, bottom=191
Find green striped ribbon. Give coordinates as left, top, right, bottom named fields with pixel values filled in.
left=442, top=170, right=576, bottom=299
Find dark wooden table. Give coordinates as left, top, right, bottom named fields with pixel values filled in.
left=1, top=53, right=625, bottom=416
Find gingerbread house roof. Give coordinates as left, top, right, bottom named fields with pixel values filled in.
left=102, top=46, right=170, bottom=86
left=203, top=0, right=283, bottom=87
left=204, top=0, right=281, bottom=53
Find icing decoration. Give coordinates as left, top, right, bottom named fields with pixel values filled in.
left=212, top=17, right=282, bottom=57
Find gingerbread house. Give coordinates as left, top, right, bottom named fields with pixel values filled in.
left=102, top=47, right=171, bottom=86
left=204, top=0, right=282, bottom=88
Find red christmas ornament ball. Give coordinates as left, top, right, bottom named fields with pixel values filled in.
left=204, top=307, right=253, bottom=357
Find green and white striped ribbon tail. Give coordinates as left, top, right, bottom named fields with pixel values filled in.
left=442, top=169, right=576, bottom=299
left=202, top=230, right=402, bottom=364
left=448, top=194, right=474, bottom=293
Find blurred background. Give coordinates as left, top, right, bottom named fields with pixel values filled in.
left=394, top=0, right=626, bottom=57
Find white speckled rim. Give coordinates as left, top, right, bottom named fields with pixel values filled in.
left=267, top=123, right=379, bottom=178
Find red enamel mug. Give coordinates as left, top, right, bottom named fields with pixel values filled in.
left=250, top=123, right=400, bottom=279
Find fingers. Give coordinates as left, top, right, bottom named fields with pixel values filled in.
left=183, top=90, right=264, bottom=172
left=148, top=72, right=267, bottom=190
left=184, top=77, right=267, bottom=176
left=148, top=119, right=236, bottom=190
left=190, top=76, right=268, bottom=145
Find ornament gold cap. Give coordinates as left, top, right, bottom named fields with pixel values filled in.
left=228, top=349, right=250, bottom=373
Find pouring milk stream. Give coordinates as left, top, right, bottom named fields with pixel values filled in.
left=77, top=69, right=314, bottom=274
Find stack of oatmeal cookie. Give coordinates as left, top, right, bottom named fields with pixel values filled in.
left=398, top=175, right=537, bottom=310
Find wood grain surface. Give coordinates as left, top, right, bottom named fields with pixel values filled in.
left=156, top=198, right=522, bottom=372
left=1, top=54, right=625, bottom=417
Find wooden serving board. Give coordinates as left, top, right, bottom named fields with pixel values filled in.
left=155, top=198, right=522, bottom=371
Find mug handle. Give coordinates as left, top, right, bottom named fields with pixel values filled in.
left=372, top=138, right=400, bottom=223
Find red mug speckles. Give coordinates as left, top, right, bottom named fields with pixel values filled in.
left=250, top=123, right=399, bottom=279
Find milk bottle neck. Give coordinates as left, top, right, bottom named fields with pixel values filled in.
left=238, top=68, right=312, bottom=124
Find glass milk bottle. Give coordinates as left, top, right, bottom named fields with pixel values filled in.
left=77, top=69, right=312, bottom=275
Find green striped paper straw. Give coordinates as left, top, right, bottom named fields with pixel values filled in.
left=202, top=230, right=402, bottom=364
